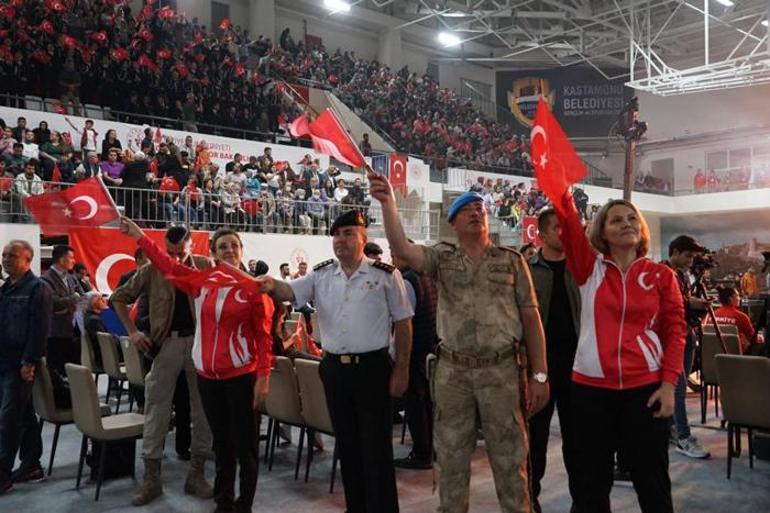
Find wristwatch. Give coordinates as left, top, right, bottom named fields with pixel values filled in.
left=532, top=372, right=548, bottom=384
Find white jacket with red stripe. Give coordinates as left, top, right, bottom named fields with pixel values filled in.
left=138, top=236, right=274, bottom=380
left=557, top=196, right=685, bottom=390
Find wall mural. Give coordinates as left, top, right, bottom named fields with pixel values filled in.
left=661, top=211, right=770, bottom=289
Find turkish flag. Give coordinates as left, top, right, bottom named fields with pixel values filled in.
left=522, top=216, right=541, bottom=246
left=22, top=177, right=120, bottom=235
left=166, top=265, right=256, bottom=292
left=289, top=109, right=366, bottom=168
left=389, top=154, right=407, bottom=195
left=530, top=97, right=586, bottom=211
left=218, top=18, right=231, bottom=31
left=69, top=227, right=210, bottom=294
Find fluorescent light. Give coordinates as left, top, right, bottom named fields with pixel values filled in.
left=714, top=0, right=734, bottom=6
left=324, top=0, right=351, bottom=12
left=763, top=20, right=769, bottom=27
left=438, top=32, right=461, bottom=47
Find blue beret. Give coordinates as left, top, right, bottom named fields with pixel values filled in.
left=447, top=191, right=484, bottom=222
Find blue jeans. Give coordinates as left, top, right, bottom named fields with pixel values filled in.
left=0, top=368, right=42, bottom=480
left=673, top=330, right=696, bottom=439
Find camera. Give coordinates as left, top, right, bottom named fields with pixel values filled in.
left=691, top=249, right=717, bottom=277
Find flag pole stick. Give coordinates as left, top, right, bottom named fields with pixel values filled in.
left=97, top=175, right=121, bottom=215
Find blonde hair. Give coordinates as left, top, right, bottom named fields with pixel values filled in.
left=588, top=199, right=650, bottom=256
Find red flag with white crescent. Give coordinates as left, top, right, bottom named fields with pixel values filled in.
left=69, top=227, right=210, bottom=294
left=22, top=177, right=120, bottom=236
left=388, top=154, right=407, bottom=195
left=521, top=216, right=541, bottom=246
left=530, top=97, right=587, bottom=211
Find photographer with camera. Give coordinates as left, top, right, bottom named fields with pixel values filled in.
left=663, top=235, right=711, bottom=459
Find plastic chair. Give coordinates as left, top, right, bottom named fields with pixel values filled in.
left=32, top=357, right=111, bottom=476
left=23, top=95, right=43, bottom=111
left=65, top=363, right=144, bottom=501
left=83, top=104, right=104, bottom=120
left=715, top=355, right=770, bottom=478
left=703, top=324, right=738, bottom=336
left=96, top=332, right=127, bottom=413
left=294, top=359, right=339, bottom=492
left=119, top=337, right=147, bottom=412
left=265, top=356, right=306, bottom=479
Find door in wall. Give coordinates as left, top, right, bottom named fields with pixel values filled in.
left=212, top=1, right=230, bottom=37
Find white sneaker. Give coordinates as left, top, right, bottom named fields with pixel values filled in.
left=675, top=436, right=711, bottom=459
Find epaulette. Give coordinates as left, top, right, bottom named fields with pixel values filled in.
left=433, top=241, right=457, bottom=250
left=313, top=259, right=335, bottom=271
left=372, top=261, right=395, bottom=273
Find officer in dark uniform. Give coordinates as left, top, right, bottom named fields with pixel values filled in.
left=262, top=210, right=414, bottom=513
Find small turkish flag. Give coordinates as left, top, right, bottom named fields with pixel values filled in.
left=218, top=18, right=231, bottom=31
left=389, top=154, right=407, bottom=195
left=23, top=177, right=120, bottom=235
left=530, top=97, right=586, bottom=211
left=522, top=216, right=541, bottom=246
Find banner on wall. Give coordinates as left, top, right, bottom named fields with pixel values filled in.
left=69, top=227, right=210, bottom=294
left=495, top=68, right=632, bottom=137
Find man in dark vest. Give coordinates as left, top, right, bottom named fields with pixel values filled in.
left=393, top=242, right=439, bottom=469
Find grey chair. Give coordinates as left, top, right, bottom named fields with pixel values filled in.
left=119, top=336, right=147, bottom=412
left=96, top=332, right=128, bottom=413
left=265, top=356, right=306, bottom=478
left=294, top=359, right=339, bottom=492
left=31, top=357, right=111, bottom=476
left=65, top=363, right=144, bottom=501
left=715, top=354, right=770, bottom=478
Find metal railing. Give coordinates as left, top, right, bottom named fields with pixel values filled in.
left=0, top=181, right=439, bottom=241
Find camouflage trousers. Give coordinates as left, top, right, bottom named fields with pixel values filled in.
left=433, top=357, right=531, bottom=513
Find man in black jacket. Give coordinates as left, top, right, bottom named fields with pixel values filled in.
left=527, top=209, right=581, bottom=513
left=0, top=240, right=53, bottom=493
left=41, top=245, right=83, bottom=376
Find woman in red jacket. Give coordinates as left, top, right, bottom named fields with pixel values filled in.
left=555, top=195, right=686, bottom=513
left=120, top=217, right=273, bottom=513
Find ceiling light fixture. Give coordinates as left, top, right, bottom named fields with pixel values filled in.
left=714, top=0, right=734, bottom=6
left=438, top=32, right=462, bottom=47
left=323, top=0, right=351, bottom=13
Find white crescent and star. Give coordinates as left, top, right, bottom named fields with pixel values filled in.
left=530, top=125, right=549, bottom=168
left=95, top=253, right=135, bottom=294
left=637, top=271, right=655, bottom=291
left=234, top=289, right=249, bottom=303
left=65, top=195, right=98, bottom=220
left=392, top=160, right=405, bottom=179
left=526, top=223, right=537, bottom=241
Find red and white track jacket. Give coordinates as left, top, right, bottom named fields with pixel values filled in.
left=138, top=236, right=274, bottom=380
left=557, top=196, right=685, bottom=389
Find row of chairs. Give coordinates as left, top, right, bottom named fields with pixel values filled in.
left=23, top=94, right=109, bottom=120
left=261, top=356, right=339, bottom=492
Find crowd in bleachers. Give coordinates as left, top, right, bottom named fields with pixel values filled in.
left=0, top=114, right=370, bottom=234
left=0, top=2, right=532, bottom=174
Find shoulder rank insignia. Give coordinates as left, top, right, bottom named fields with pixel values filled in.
left=498, top=246, right=524, bottom=257
left=372, top=261, right=396, bottom=273
left=313, top=259, right=335, bottom=271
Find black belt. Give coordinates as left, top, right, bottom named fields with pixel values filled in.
left=169, top=329, right=195, bottom=338
left=437, top=344, right=516, bottom=369
left=324, top=348, right=388, bottom=365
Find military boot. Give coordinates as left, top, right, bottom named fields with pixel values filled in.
left=132, top=458, right=162, bottom=506
left=184, top=454, right=214, bottom=498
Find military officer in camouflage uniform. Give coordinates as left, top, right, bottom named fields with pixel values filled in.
left=369, top=173, right=550, bottom=513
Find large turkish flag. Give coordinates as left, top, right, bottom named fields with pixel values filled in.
left=69, top=227, right=210, bottom=294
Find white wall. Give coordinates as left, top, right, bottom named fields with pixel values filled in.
left=638, top=85, right=770, bottom=141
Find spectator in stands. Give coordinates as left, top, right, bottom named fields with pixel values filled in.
left=225, top=163, right=248, bottom=193
left=13, top=161, right=44, bottom=214
left=307, top=188, right=327, bottom=234
left=334, top=178, right=349, bottom=203
left=65, top=118, right=98, bottom=159
left=740, top=267, right=759, bottom=298
left=221, top=182, right=244, bottom=227
left=226, top=154, right=244, bottom=174
left=101, top=129, right=122, bottom=161
left=258, top=147, right=274, bottom=174
left=32, top=122, right=50, bottom=146
left=182, top=177, right=204, bottom=228
left=4, top=144, right=28, bottom=176
left=21, top=131, right=38, bottom=161
left=182, top=136, right=196, bottom=162
left=0, top=239, right=53, bottom=492
left=360, top=133, right=372, bottom=156
left=101, top=150, right=125, bottom=187
left=58, top=58, right=82, bottom=115
left=57, top=152, right=75, bottom=183
left=0, top=127, right=17, bottom=157
left=713, top=286, right=765, bottom=355
left=140, top=128, right=153, bottom=154
left=38, top=131, right=71, bottom=180
left=202, top=178, right=223, bottom=227
left=0, top=162, right=14, bottom=222
left=706, top=169, right=719, bottom=192
left=243, top=155, right=259, bottom=176
left=120, top=151, right=151, bottom=218
left=181, top=93, right=198, bottom=133
left=74, top=151, right=102, bottom=181
left=10, top=117, right=26, bottom=143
